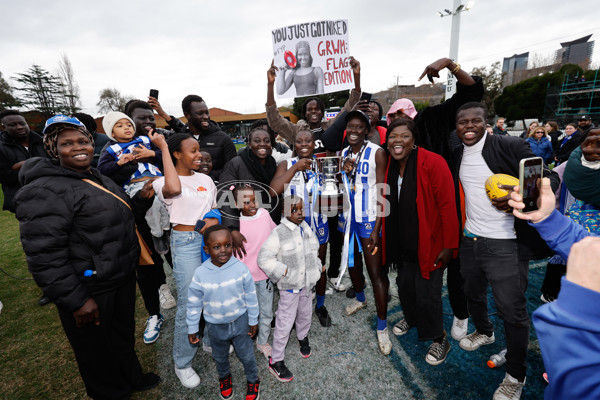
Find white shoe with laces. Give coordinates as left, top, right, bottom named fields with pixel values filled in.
left=451, top=316, right=468, bottom=340
left=174, top=366, right=200, bottom=388
left=493, top=373, right=526, bottom=400
left=459, top=331, right=495, bottom=351
left=159, top=284, right=176, bottom=309
left=143, top=314, right=163, bottom=344
left=328, top=277, right=346, bottom=292
left=377, top=328, right=392, bottom=355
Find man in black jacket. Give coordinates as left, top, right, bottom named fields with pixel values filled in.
left=177, top=95, right=237, bottom=181
left=577, top=114, right=595, bottom=140
left=453, top=102, right=559, bottom=400
left=0, top=110, right=47, bottom=212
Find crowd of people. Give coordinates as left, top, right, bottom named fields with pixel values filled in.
left=1, top=55, right=599, bottom=400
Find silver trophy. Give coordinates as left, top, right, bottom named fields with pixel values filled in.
left=311, top=156, right=345, bottom=215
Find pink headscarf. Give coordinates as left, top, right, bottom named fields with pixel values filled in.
left=386, top=99, right=418, bottom=125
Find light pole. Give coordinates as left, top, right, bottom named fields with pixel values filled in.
left=437, top=0, right=473, bottom=97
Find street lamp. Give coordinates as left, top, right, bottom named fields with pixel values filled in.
left=436, top=0, right=474, bottom=97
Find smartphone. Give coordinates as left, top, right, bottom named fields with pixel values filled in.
left=360, top=92, right=372, bottom=102
left=149, top=89, right=159, bottom=100
left=193, top=219, right=206, bottom=233
left=518, top=157, right=543, bottom=213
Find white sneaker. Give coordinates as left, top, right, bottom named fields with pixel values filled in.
left=328, top=277, right=346, bottom=292
left=159, top=284, right=176, bottom=309
left=143, top=314, right=163, bottom=344
left=377, top=328, right=392, bottom=355
left=174, top=366, right=200, bottom=388
left=451, top=316, right=468, bottom=340
left=345, top=299, right=367, bottom=316
left=459, top=331, right=495, bottom=351
left=493, top=373, right=526, bottom=400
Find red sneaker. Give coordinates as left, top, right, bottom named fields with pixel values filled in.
left=219, top=374, right=233, bottom=399
left=246, top=380, right=260, bottom=400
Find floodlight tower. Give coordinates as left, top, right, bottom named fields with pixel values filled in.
left=437, top=0, right=474, bottom=97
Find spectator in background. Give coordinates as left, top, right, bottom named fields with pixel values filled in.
left=544, top=120, right=561, bottom=156
left=0, top=110, right=47, bottom=213
left=72, top=112, right=110, bottom=168
left=486, top=124, right=493, bottom=135
left=493, top=117, right=508, bottom=136
left=526, top=126, right=553, bottom=164
left=554, top=123, right=582, bottom=166
left=520, top=121, right=539, bottom=139
left=577, top=115, right=595, bottom=140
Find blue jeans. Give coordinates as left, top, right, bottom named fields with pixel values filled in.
left=255, top=279, right=274, bottom=345
left=206, top=312, right=258, bottom=382
left=171, top=229, right=203, bottom=369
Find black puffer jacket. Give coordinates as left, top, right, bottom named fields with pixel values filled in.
left=14, top=158, right=144, bottom=312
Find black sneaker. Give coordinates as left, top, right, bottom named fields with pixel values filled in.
left=315, top=306, right=332, bottom=327
left=219, top=374, right=233, bottom=399
left=269, top=359, right=293, bottom=382
left=345, top=286, right=356, bottom=298
left=425, top=335, right=451, bottom=366
left=132, top=372, right=161, bottom=392
left=299, top=337, right=311, bottom=358
left=246, top=380, right=260, bottom=400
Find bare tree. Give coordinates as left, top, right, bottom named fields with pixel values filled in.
left=470, top=62, right=504, bottom=116
left=57, top=54, right=81, bottom=114
left=97, top=88, right=134, bottom=113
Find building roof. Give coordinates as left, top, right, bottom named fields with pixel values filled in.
left=560, top=34, right=593, bottom=48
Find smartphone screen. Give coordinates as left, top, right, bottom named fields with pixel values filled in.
left=519, top=157, right=543, bottom=213
left=149, top=89, right=159, bottom=100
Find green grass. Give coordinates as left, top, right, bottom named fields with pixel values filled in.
left=0, top=190, right=159, bottom=399
left=235, top=143, right=246, bottom=151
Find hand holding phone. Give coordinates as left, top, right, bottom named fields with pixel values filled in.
left=149, top=89, right=159, bottom=100
left=360, top=92, right=372, bottom=102
left=194, top=219, right=206, bottom=233
left=519, top=157, right=543, bottom=213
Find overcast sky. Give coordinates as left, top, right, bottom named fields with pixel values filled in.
left=2, top=0, right=599, bottom=118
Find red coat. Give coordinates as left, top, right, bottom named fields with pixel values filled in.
left=382, top=148, right=459, bottom=279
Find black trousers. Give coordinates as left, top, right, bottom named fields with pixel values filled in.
left=327, top=215, right=342, bottom=279
left=446, top=257, right=469, bottom=320
left=58, top=275, right=143, bottom=400
left=460, top=237, right=530, bottom=381
left=396, top=256, right=444, bottom=341
left=540, top=261, right=566, bottom=299
left=136, top=218, right=167, bottom=316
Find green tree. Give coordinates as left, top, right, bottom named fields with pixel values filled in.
left=470, top=61, right=504, bottom=116
left=0, top=71, right=21, bottom=110
left=96, top=88, right=134, bottom=113
left=495, top=64, right=583, bottom=121
left=12, top=65, right=67, bottom=117
left=57, top=54, right=81, bottom=114
left=291, top=90, right=350, bottom=119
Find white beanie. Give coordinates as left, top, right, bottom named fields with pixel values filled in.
left=102, top=111, right=136, bottom=139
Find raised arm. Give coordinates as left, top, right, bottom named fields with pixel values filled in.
left=269, top=158, right=311, bottom=195
left=149, top=129, right=180, bottom=198
left=266, top=60, right=300, bottom=143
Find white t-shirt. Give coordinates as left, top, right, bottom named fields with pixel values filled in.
left=459, top=134, right=516, bottom=239
left=153, top=172, right=216, bottom=226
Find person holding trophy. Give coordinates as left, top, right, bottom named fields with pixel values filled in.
left=270, top=130, right=335, bottom=328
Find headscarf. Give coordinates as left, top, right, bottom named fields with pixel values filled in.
left=43, top=124, right=93, bottom=159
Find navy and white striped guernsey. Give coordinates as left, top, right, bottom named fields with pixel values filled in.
left=340, top=141, right=379, bottom=223
left=106, top=136, right=162, bottom=184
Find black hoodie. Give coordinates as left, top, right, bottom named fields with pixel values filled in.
left=14, top=158, right=148, bottom=312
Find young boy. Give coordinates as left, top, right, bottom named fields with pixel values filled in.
left=187, top=225, right=260, bottom=400
left=257, top=196, right=323, bottom=382
left=97, top=111, right=170, bottom=248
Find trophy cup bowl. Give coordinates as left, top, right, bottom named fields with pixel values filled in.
left=311, top=156, right=345, bottom=215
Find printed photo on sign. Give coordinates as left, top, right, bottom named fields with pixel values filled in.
left=272, top=20, right=352, bottom=99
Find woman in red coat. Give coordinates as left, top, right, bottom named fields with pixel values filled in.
left=382, top=118, right=459, bottom=366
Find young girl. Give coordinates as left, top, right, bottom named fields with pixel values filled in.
left=235, top=185, right=277, bottom=359
left=270, top=129, right=332, bottom=327
left=339, top=110, right=391, bottom=355
left=258, top=196, right=322, bottom=382
left=151, top=133, right=217, bottom=389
